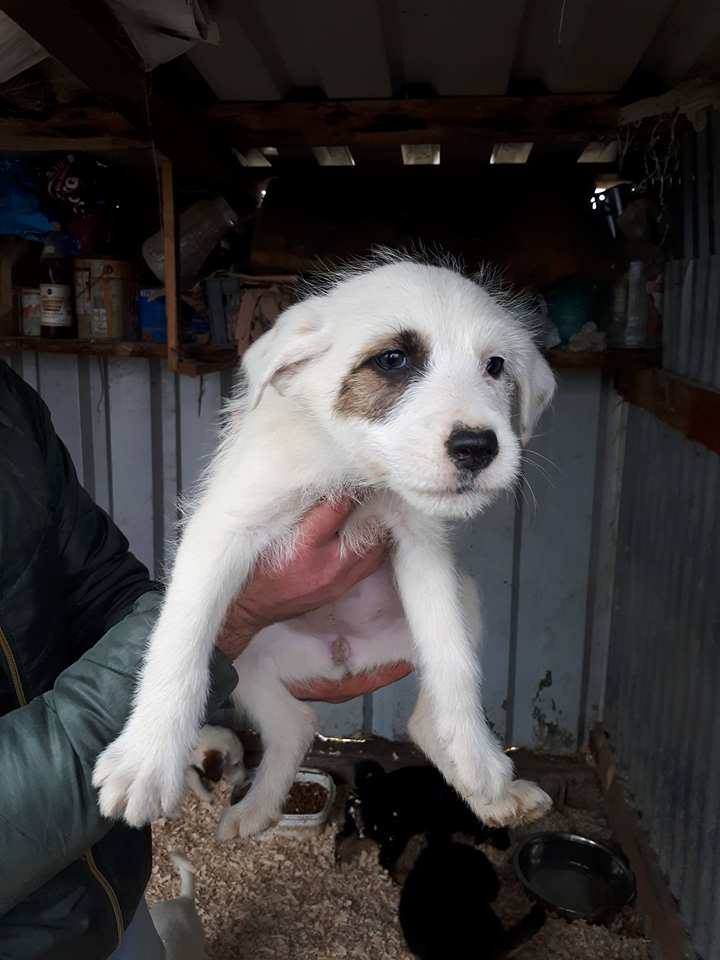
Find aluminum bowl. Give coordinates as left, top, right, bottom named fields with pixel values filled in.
left=513, top=832, right=636, bottom=923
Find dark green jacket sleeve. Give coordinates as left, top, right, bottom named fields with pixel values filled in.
left=0, top=594, right=237, bottom=914
left=0, top=371, right=238, bottom=914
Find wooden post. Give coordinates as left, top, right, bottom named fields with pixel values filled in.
left=160, top=157, right=179, bottom=373
left=590, top=726, right=695, bottom=959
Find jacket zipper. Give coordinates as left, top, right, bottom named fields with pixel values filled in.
left=0, top=622, right=124, bottom=947
left=84, top=850, right=124, bottom=948
left=0, top=624, right=27, bottom=706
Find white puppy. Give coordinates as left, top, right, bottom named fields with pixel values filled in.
left=185, top=724, right=246, bottom=803
left=94, top=253, right=556, bottom=836
left=149, top=851, right=206, bottom=960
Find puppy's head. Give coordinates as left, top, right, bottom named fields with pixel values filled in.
left=242, top=254, right=555, bottom=518
left=188, top=726, right=245, bottom=798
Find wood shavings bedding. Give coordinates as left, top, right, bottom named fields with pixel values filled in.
left=146, top=779, right=651, bottom=960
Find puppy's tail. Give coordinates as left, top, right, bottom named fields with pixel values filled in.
left=169, top=849, right=197, bottom=901
left=499, top=903, right=545, bottom=957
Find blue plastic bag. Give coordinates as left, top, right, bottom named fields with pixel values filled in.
left=0, top=158, right=54, bottom=240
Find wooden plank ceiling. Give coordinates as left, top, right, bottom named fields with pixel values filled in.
left=1, top=0, right=718, bottom=171
left=187, top=0, right=719, bottom=101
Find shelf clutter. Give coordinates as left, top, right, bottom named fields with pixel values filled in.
left=1, top=153, right=663, bottom=378
left=0, top=334, right=660, bottom=377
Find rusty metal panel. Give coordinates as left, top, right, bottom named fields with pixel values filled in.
left=663, top=255, right=720, bottom=391
left=607, top=406, right=720, bottom=959
left=665, top=110, right=720, bottom=391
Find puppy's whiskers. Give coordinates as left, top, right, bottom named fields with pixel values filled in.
left=519, top=454, right=556, bottom=488
left=515, top=473, right=538, bottom=517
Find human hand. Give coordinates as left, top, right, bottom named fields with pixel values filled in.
left=216, top=498, right=387, bottom=660
left=288, top=661, right=414, bottom=704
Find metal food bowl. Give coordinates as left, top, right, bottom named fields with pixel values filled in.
left=513, top=832, right=636, bottom=923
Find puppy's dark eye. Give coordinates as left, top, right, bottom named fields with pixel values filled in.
left=486, top=356, right=505, bottom=378
left=372, top=350, right=408, bottom=372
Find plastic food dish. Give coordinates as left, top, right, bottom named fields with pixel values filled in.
left=232, top=768, right=336, bottom=838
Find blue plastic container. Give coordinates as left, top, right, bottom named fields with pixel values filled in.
left=137, top=288, right=167, bottom=343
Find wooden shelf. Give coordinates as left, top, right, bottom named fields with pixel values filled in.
left=545, top=347, right=660, bottom=370
left=616, top=368, right=720, bottom=456
left=1, top=337, right=659, bottom=376
left=0, top=336, right=167, bottom=359
left=176, top=347, right=238, bottom=376
left=0, top=337, right=238, bottom=375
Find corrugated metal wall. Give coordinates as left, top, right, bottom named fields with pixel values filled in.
left=663, top=109, right=720, bottom=390
left=606, top=108, right=720, bottom=959
left=0, top=348, right=614, bottom=751
left=606, top=410, right=720, bottom=959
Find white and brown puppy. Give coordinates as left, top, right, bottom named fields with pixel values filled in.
left=185, top=724, right=245, bottom=803
left=93, top=252, right=556, bottom=837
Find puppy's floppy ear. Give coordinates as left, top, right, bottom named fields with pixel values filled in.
left=242, top=299, right=330, bottom=410
left=516, top=344, right=556, bottom=445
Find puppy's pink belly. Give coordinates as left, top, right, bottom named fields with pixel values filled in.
left=258, top=565, right=411, bottom=674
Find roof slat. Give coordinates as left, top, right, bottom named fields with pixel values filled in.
left=514, top=0, right=676, bottom=93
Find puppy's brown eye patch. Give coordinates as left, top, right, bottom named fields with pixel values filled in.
left=201, top=749, right=224, bottom=782
left=336, top=329, right=429, bottom=421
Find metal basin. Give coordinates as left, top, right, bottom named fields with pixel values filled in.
left=513, top=832, right=636, bottom=923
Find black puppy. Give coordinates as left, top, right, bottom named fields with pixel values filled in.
left=338, top=760, right=510, bottom=872
left=399, top=838, right=545, bottom=959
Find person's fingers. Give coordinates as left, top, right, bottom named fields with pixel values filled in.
left=288, top=677, right=358, bottom=703
left=299, top=498, right=355, bottom=547
left=335, top=540, right=388, bottom=589
left=289, top=660, right=414, bottom=703
left=366, top=660, right=414, bottom=690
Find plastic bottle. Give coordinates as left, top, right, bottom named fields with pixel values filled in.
left=142, top=197, right=239, bottom=288
left=624, top=261, right=648, bottom=347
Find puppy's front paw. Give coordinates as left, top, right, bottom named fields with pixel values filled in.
left=92, top=730, right=186, bottom=827
left=472, top=779, right=552, bottom=828
left=447, top=740, right=513, bottom=808
left=216, top=798, right=279, bottom=841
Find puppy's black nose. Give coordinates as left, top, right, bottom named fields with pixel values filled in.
left=446, top=428, right=498, bottom=473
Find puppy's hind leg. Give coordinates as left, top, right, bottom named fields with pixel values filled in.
left=217, top=657, right=318, bottom=840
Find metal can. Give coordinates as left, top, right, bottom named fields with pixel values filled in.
left=18, top=287, right=41, bottom=336
left=74, top=258, right=131, bottom=340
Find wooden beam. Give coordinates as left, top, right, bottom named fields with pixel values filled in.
left=615, top=367, right=720, bottom=455
left=209, top=94, right=622, bottom=148
left=0, top=0, right=230, bottom=177
left=160, top=158, right=179, bottom=374
left=590, top=727, right=695, bottom=960
left=0, top=107, right=148, bottom=153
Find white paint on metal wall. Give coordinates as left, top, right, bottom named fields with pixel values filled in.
left=0, top=353, right=613, bottom=749
left=512, top=370, right=602, bottom=751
